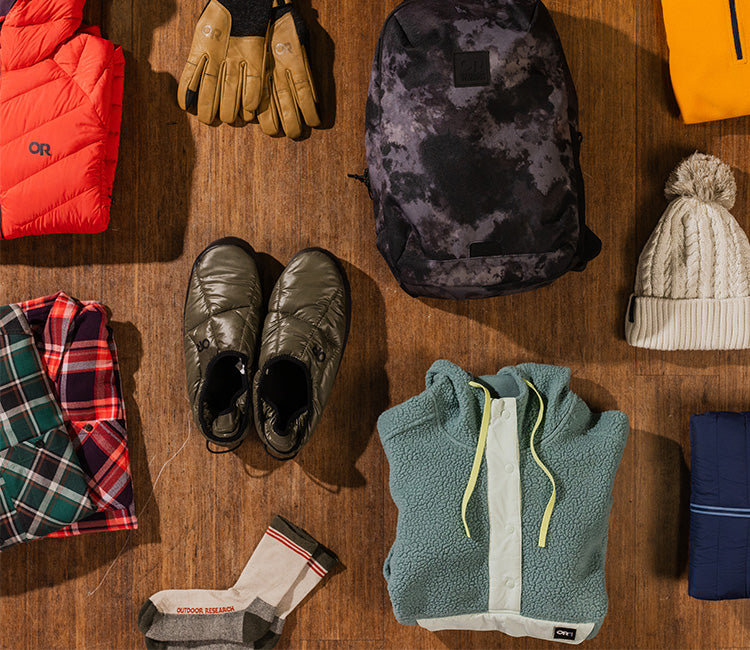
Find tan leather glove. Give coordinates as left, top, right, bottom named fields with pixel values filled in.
left=178, top=0, right=274, bottom=124
left=256, top=0, right=321, bottom=139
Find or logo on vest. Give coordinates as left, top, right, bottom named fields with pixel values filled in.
left=28, top=142, right=51, bottom=156
left=453, top=51, right=491, bottom=87
left=196, top=338, right=211, bottom=352
left=553, top=627, right=577, bottom=641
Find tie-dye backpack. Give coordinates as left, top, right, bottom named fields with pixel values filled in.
left=363, top=0, right=601, bottom=300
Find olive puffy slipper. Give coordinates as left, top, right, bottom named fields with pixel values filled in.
left=184, top=237, right=263, bottom=450
left=254, top=248, right=351, bottom=459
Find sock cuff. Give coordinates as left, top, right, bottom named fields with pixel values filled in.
left=268, top=515, right=339, bottom=575
left=311, top=542, right=339, bottom=574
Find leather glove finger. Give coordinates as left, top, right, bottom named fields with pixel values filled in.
left=219, top=56, right=241, bottom=123
left=241, top=36, right=268, bottom=121
left=178, top=54, right=207, bottom=111
left=272, top=68, right=304, bottom=139
left=196, top=55, right=222, bottom=124
left=257, top=72, right=282, bottom=136
left=291, top=45, right=320, bottom=128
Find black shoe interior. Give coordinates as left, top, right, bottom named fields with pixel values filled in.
left=260, top=358, right=310, bottom=434
left=205, top=354, right=247, bottom=416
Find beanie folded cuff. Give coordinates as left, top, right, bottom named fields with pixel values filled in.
left=625, top=295, right=750, bottom=350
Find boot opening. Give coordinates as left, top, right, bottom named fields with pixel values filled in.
left=259, top=358, right=310, bottom=435
left=205, top=354, right=247, bottom=416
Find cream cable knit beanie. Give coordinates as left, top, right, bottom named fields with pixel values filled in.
left=625, top=153, right=750, bottom=350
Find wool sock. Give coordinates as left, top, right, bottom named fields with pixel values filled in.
left=141, top=549, right=335, bottom=650
left=138, top=516, right=338, bottom=646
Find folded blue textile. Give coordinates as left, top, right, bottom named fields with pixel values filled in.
left=690, top=411, right=750, bottom=600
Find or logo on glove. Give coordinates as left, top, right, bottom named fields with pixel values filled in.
left=201, top=25, right=223, bottom=40
left=177, top=0, right=321, bottom=139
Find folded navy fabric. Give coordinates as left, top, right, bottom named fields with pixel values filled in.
left=690, top=411, right=750, bottom=600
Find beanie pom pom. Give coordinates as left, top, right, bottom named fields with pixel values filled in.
left=665, top=152, right=737, bottom=209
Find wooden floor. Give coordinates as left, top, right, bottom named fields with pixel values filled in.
left=2, top=0, right=750, bottom=648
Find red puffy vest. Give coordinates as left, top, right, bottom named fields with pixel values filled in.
left=0, top=0, right=124, bottom=239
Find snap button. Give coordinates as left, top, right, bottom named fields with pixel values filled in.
left=505, top=463, right=515, bottom=474
left=501, top=410, right=511, bottom=420
left=35, top=439, right=44, bottom=448
left=83, top=424, right=93, bottom=432
left=504, top=524, right=514, bottom=534
left=504, top=578, right=515, bottom=588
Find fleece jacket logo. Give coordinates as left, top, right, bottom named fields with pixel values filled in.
left=554, top=627, right=577, bottom=641
left=28, top=142, right=51, bottom=156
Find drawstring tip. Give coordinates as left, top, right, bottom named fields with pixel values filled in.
left=463, top=521, right=471, bottom=538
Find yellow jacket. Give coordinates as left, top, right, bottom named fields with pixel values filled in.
left=663, top=0, right=750, bottom=123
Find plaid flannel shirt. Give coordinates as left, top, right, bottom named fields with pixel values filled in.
left=21, top=292, right=137, bottom=536
left=0, top=304, right=95, bottom=549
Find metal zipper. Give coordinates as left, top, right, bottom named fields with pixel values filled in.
left=730, top=0, right=744, bottom=60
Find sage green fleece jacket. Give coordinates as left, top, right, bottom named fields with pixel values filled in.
left=378, top=360, right=629, bottom=643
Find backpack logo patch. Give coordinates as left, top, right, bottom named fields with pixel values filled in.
left=28, top=142, right=51, bottom=156
left=553, top=627, right=577, bottom=641
left=453, top=51, right=491, bottom=87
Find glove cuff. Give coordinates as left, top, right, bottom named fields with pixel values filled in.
left=218, top=0, right=274, bottom=37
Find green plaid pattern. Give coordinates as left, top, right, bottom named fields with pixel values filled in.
left=0, top=305, right=94, bottom=549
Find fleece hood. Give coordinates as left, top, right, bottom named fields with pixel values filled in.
left=422, top=359, right=583, bottom=452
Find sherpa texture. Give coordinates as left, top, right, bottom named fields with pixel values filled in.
left=626, top=153, right=750, bottom=350
left=378, top=360, right=629, bottom=635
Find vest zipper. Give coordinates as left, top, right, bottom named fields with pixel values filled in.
left=730, top=0, right=744, bottom=60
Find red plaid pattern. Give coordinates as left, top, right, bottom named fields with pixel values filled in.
left=20, top=292, right=137, bottom=536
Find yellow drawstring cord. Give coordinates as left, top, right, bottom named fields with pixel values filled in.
left=524, top=379, right=555, bottom=548
left=462, top=381, right=492, bottom=538
left=461, top=379, right=556, bottom=548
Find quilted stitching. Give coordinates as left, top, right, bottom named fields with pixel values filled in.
left=0, top=0, right=123, bottom=239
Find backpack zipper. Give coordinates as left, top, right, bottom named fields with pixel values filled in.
left=730, top=0, right=744, bottom=60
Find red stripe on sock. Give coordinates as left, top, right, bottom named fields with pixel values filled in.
left=266, top=527, right=311, bottom=556
left=306, top=558, right=327, bottom=577
left=266, top=529, right=327, bottom=577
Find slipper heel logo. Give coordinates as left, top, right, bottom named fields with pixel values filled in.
left=28, top=142, right=51, bottom=156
